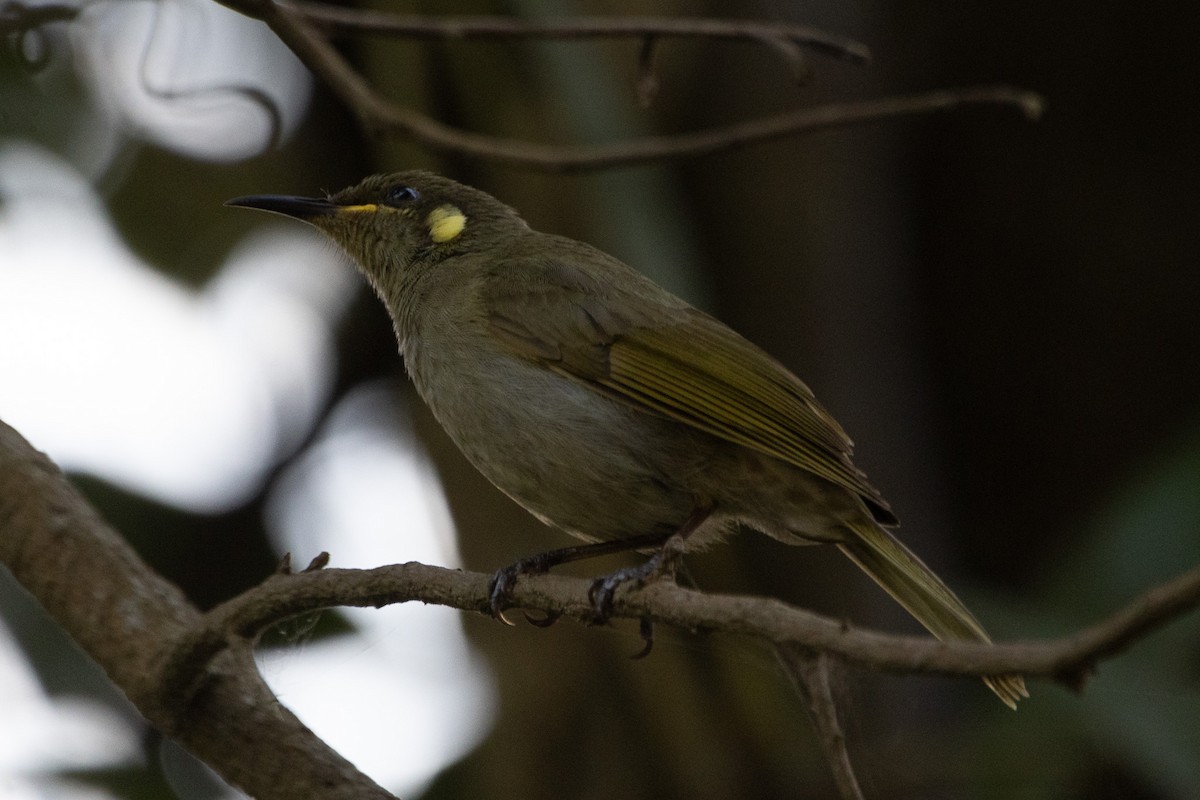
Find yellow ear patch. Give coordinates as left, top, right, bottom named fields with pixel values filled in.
left=426, top=205, right=467, bottom=243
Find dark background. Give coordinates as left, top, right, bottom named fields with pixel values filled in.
left=5, top=0, right=1200, bottom=797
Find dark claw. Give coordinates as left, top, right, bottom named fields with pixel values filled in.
left=488, top=553, right=565, bottom=625
left=523, top=609, right=562, bottom=628
left=631, top=617, right=655, bottom=659
left=587, top=573, right=619, bottom=622
left=587, top=558, right=666, bottom=623
left=484, top=535, right=675, bottom=627
left=488, top=533, right=689, bottom=629
left=487, top=567, right=520, bottom=626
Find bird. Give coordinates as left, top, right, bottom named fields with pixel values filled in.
left=227, top=171, right=1027, bottom=708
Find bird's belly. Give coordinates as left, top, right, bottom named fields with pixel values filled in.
left=408, top=343, right=698, bottom=542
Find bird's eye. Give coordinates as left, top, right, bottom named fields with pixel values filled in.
left=384, top=186, right=421, bottom=206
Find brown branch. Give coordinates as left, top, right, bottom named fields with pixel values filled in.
left=302, top=5, right=866, bottom=65
left=0, top=420, right=398, bottom=800
left=5, top=413, right=1200, bottom=795
left=215, top=0, right=1043, bottom=172
left=634, top=34, right=660, bottom=108
left=776, top=647, right=864, bottom=800
left=232, top=2, right=872, bottom=63
left=160, top=546, right=1200, bottom=697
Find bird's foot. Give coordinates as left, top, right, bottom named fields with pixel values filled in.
left=486, top=534, right=672, bottom=625
left=487, top=553, right=557, bottom=625
left=587, top=544, right=686, bottom=659
left=587, top=536, right=685, bottom=623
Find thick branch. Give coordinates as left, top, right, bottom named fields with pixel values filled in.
left=217, top=0, right=1042, bottom=171
left=0, top=420, right=397, bottom=800
left=5, top=411, right=1200, bottom=796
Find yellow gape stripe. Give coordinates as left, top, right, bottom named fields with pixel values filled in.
left=339, top=203, right=379, bottom=214
left=427, top=205, right=467, bottom=242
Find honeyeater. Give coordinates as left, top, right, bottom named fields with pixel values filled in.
left=228, top=172, right=1026, bottom=708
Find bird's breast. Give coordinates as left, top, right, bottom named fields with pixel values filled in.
left=402, top=326, right=700, bottom=541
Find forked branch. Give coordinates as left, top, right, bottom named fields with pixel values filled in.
left=161, top=550, right=1200, bottom=699
left=211, top=0, right=1042, bottom=171
left=4, top=402, right=1200, bottom=799
left=0, top=421, right=396, bottom=800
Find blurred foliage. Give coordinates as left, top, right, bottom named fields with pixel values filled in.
left=2, top=0, right=1199, bottom=798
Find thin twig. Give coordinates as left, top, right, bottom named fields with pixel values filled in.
left=4, top=415, right=1200, bottom=795
left=634, top=34, right=659, bottom=107
left=255, top=2, right=872, bottom=63
left=160, top=556, right=1200, bottom=702
left=217, top=0, right=1043, bottom=172
left=777, top=647, right=864, bottom=800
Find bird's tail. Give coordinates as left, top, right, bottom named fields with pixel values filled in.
left=838, top=521, right=1028, bottom=709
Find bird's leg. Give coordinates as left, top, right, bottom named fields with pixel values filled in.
left=488, top=532, right=671, bottom=625
left=588, top=505, right=713, bottom=629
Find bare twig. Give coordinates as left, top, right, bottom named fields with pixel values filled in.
left=634, top=34, right=659, bottom=107
left=155, top=548, right=1200, bottom=699
left=777, top=647, right=864, bottom=800
left=4, top=413, right=1200, bottom=795
left=752, top=30, right=813, bottom=84
left=213, top=0, right=1043, bottom=171
left=153, top=550, right=1195, bottom=799
left=236, top=2, right=872, bottom=63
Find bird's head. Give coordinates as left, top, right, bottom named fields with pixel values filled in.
left=227, top=171, right=528, bottom=285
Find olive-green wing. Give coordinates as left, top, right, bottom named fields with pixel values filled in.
left=484, top=259, right=892, bottom=520
left=608, top=321, right=883, bottom=501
